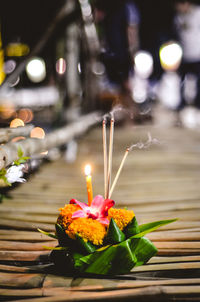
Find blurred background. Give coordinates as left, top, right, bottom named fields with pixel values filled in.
left=0, top=0, right=200, bottom=130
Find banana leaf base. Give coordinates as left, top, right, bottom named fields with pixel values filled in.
left=50, top=236, right=157, bottom=276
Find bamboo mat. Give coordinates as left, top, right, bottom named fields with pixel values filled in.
left=0, top=124, right=200, bottom=301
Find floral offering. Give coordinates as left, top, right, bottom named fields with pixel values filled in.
left=39, top=116, right=176, bottom=275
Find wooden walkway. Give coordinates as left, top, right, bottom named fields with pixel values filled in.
left=0, top=124, right=200, bottom=301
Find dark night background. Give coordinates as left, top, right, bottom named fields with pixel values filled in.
left=1, top=0, right=200, bottom=82
left=0, top=0, right=175, bottom=51
left=0, top=1, right=64, bottom=47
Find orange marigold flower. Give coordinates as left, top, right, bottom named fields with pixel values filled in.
left=57, top=204, right=80, bottom=229
left=66, top=218, right=107, bottom=246
left=108, top=208, right=134, bottom=230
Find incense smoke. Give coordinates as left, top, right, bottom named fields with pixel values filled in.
left=129, top=132, right=160, bottom=151
left=103, top=105, right=132, bottom=121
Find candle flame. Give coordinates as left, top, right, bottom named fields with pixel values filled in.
left=85, top=164, right=91, bottom=176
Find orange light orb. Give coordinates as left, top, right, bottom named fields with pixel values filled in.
left=0, top=104, right=16, bottom=119
left=18, top=108, right=34, bottom=123
left=10, top=118, right=25, bottom=128
left=30, top=127, right=45, bottom=139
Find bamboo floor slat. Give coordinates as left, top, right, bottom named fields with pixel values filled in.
left=0, top=125, right=200, bottom=301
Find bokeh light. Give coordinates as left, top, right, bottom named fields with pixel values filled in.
left=132, top=79, right=148, bottom=104
left=78, top=63, right=82, bottom=74
left=179, top=107, right=200, bottom=129
left=10, top=118, right=25, bottom=128
left=6, top=43, right=30, bottom=57
left=92, top=62, right=105, bottom=76
left=56, top=58, right=66, bottom=74
left=9, top=76, right=20, bottom=87
left=30, top=127, right=45, bottom=139
left=159, top=42, right=183, bottom=71
left=26, top=57, right=46, bottom=83
left=134, top=51, right=153, bottom=78
left=30, top=127, right=47, bottom=155
left=18, top=108, right=34, bottom=123
left=0, top=104, right=16, bottom=119
left=4, top=60, right=16, bottom=74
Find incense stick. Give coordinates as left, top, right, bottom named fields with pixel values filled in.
left=109, top=147, right=129, bottom=198
left=107, top=118, right=114, bottom=199
left=102, top=119, right=108, bottom=199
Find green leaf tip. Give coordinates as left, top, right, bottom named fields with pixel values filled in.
left=76, top=234, right=96, bottom=254
left=124, top=216, right=140, bottom=238
left=37, top=228, right=57, bottom=239
left=133, top=218, right=178, bottom=238
left=73, top=236, right=157, bottom=275
left=43, top=246, right=68, bottom=251
left=55, top=223, right=72, bottom=246
left=106, top=218, right=125, bottom=244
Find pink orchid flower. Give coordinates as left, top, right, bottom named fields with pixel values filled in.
left=70, top=195, right=115, bottom=225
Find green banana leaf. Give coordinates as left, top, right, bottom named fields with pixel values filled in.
left=124, top=216, right=140, bottom=237
left=55, top=223, right=71, bottom=246
left=76, top=234, right=97, bottom=254
left=105, top=218, right=125, bottom=244
left=134, top=218, right=177, bottom=238
left=47, top=217, right=177, bottom=275
left=55, top=223, right=97, bottom=253
left=73, top=236, right=157, bottom=275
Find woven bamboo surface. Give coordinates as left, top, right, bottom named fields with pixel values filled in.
left=0, top=124, right=200, bottom=301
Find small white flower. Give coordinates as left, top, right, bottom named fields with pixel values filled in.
left=6, top=164, right=26, bottom=184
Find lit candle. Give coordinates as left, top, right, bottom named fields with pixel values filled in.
left=85, top=164, right=93, bottom=206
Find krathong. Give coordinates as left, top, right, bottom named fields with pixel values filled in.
left=39, top=115, right=176, bottom=275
